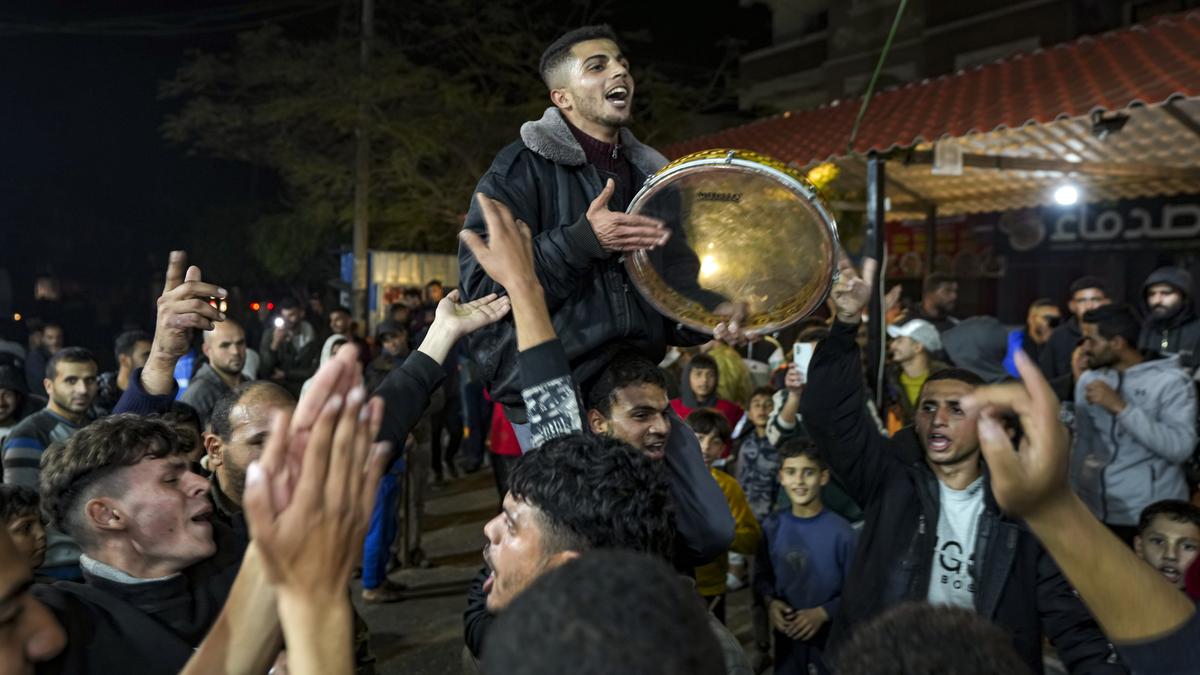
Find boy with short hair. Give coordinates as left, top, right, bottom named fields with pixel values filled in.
left=1134, top=499, right=1200, bottom=591
left=754, top=439, right=857, bottom=675
left=0, top=484, right=47, bottom=572
left=686, top=409, right=761, bottom=623
left=736, top=386, right=785, bottom=522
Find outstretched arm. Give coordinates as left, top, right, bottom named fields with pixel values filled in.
left=964, top=350, right=1196, bottom=670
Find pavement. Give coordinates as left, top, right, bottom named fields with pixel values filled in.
left=351, top=466, right=763, bottom=675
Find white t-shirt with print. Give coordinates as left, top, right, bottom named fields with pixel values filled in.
left=927, top=476, right=985, bottom=609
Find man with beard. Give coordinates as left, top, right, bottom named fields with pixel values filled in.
left=3, top=348, right=98, bottom=490
left=1039, top=276, right=1111, bottom=401
left=912, top=273, right=959, bottom=333
left=458, top=25, right=743, bottom=448
left=204, top=381, right=294, bottom=532
left=1137, top=267, right=1200, bottom=371
left=1073, top=304, right=1196, bottom=543
left=798, top=256, right=1124, bottom=675
left=181, top=320, right=248, bottom=427
left=92, top=330, right=152, bottom=417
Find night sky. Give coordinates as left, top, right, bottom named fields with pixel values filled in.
left=0, top=0, right=767, bottom=366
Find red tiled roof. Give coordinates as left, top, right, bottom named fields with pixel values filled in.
left=664, top=10, right=1200, bottom=166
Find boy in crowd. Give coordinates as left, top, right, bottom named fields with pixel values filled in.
left=736, top=386, right=784, bottom=521
left=1134, top=500, right=1200, bottom=591
left=672, top=353, right=744, bottom=430
left=754, top=440, right=857, bottom=675
left=687, top=409, right=761, bottom=623
left=0, top=484, right=47, bottom=573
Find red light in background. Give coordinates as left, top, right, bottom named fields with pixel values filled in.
left=250, top=302, right=261, bottom=311
left=267, top=302, right=275, bottom=310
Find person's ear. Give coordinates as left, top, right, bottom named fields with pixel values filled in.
left=1133, top=535, right=1145, bottom=559
left=42, top=377, right=54, bottom=398
left=86, top=498, right=125, bottom=533
left=204, top=432, right=225, bottom=469
left=819, top=469, right=831, bottom=487
left=586, top=409, right=609, bottom=436
left=549, top=87, right=572, bottom=111
left=548, top=549, right=581, bottom=570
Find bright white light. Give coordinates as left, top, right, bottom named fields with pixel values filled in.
left=700, top=255, right=720, bottom=278
left=1054, top=184, right=1079, bottom=206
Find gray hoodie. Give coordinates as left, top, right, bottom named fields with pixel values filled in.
left=1071, top=355, right=1197, bottom=526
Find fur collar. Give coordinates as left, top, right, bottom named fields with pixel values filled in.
left=519, top=107, right=667, bottom=175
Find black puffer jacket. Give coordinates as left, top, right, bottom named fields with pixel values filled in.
left=458, top=108, right=714, bottom=422
left=801, top=321, right=1125, bottom=675
left=1138, top=266, right=1200, bottom=369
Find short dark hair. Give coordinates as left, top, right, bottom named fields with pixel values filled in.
left=1069, top=276, right=1109, bottom=299
left=778, top=437, right=825, bottom=470
left=330, top=306, right=351, bottom=317
left=539, top=25, right=621, bottom=88
left=389, top=302, right=409, bottom=315
left=688, top=353, right=718, bottom=374
left=1082, top=303, right=1141, bottom=347
left=750, top=385, right=775, bottom=401
left=924, top=367, right=986, bottom=389
left=113, top=330, right=152, bottom=362
left=1029, top=298, right=1057, bottom=310
left=160, top=401, right=201, bottom=434
left=40, top=414, right=185, bottom=543
left=1137, top=500, right=1200, bottom=535
left=587, top=352, right=668, bottom=417
left=45, top=347, right=97, bottom=380
left=836, top=603, right=1030, bottom=675
left=923, top=273, right=956, bottom=296
left=507, top=433, right=674, bottom=560
left=0, top=485, right=41, bottom=524
left=278, top=296, right=301, bottom=311
left=209, top=380, right=295, bottom=437
left=425, top=279, right=443, bottom=289
left=482, top=551, right=724, bottom=675
left=685, top=409, right=731, bottom=443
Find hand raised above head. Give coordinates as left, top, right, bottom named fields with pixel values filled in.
left=141, top=250, right=227, bottom=395
left=461, top=194, right=539, bottom=294
left=830, top=253, right=877, bottom=324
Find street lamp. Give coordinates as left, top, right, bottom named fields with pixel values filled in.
left=1054, top=184, right=1079, bottom=206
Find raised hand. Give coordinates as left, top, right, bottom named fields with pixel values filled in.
left=830, top=253, right=877, bottom=324
left=586, top=178, right=670, bottom=252
left=784, top=363, right=805, bottom=394
left=961, top=350, right=1071, bottom=520
left=143, top=251, right=227, bottom=395
left=712, top=301, right=755, bottom=346
left=461, top=194, right=540, bottom=294
left=434, top=290, right=511, bottom=340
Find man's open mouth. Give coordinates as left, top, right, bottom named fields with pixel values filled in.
left=605, top=85, right=630, bottom=108
left=927, top=433, right=952, bottom=452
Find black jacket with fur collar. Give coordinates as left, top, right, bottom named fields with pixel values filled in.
left=458, top=107, right=714, bottom=421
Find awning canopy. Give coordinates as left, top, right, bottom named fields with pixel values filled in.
left=664, top=10, right=1200, bottom=219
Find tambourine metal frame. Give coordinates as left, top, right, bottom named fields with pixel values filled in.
left=624, top=148, right=841, bottom=336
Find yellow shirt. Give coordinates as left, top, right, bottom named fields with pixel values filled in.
left=695, top=468, right=762, bottom=597
left=899, top=370, right=928, bottom=408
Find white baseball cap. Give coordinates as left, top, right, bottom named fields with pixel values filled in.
left=886, top=319, right=942, bottom=353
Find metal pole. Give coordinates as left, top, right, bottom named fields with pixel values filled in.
left=924, top=203, right=937, bottom=276
left=866, top=153, right=887, bottom=411
left=351, top=0, right=374, bottom=327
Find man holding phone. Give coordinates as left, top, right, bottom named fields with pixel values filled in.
left=259, top=297, right=320, bottom=398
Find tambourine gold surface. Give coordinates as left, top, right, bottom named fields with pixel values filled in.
left=624, top=149, right=840, bottom=336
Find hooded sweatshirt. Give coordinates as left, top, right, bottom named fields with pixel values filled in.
left=941, top=316, right=1013, bottom=384
left=300, top=334, right=349, bottom=398
left=1072, top=354, right=1198, bottom=526
left=671, top=358, right=744, bottom=430
left=1138, top=267, right=1200, bottom=370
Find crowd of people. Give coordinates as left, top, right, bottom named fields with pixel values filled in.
left=2, top=22, right=1200, bottom=675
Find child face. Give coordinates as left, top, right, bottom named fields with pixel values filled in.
left=5, top=515, right=46, bottom=570
left=696, top=431, right=725, bottom=467
left=779, top=454, right=828, bottom=510
left=748, top=394, right=774, bottom=429
left=689, top=367, right=717, bottom=399
left=1135, top=515, right=1200, bottom=590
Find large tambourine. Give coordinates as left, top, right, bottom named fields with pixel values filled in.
left=624, top=149, right=840, bottom=336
